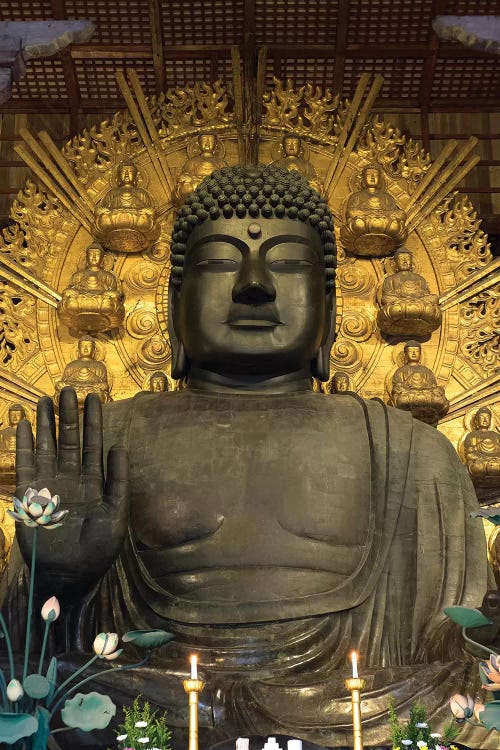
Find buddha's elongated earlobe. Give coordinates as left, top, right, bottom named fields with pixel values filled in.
left=171, top=341, right=188, bottom=379
left=312, top=289, right=336, bottom=381
left=168, top=280, right=190, bottom=379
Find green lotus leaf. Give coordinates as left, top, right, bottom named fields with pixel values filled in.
left=23, top=673, right=50, bottom=699
left=444, top=606, right=493, bottom=628
left=61, top=691, right=116, bottom=731
left=471, top=509, right=500, bottom=525
left=45, top=656, right=58, bottom=704
left=0, top=713, right=39, bottom=743
left=478, top=701, right=500, bottom=730
left=122, top=629, right=176, bottom=649
left=32, top=706, right=50, bottom=750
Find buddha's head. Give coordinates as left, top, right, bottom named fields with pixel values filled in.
left=78, top=336, right=96, bottom=359
left=117, top=161, right=138, bottom=187
left=169, top=165, right=336, bottom=385
left=8, top=403, right=26, bottom=427
left=198, top=134, right=217, bottom=155
left=404, top=340, right=422, bottom=364
left=330, top=371, right=351, bottom=393
left=150, top=371, right=169, bottom=392
left=394, top=248, right=413, bottom=272
left=474, top=407, right=493, bottom=431
left=86, top=243, right=104, bottom=269
left=361, top=165, right=382, bottom=190
left=282, top=135, right=302, bottom=158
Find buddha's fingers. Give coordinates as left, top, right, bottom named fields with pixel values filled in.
left=57, top=387, right=81, bottom=477
left=16, top=418, right=35, bottom=486
left=82, top=393, right=104, bottom=490
left=35, top=396, right=57, bottom=478
left=104, top=444, right=129, bottom=516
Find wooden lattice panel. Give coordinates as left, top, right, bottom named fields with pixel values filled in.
left=255, top=0, right=339, bottom=45
left=344, top=58, right=424, bottom=100
left=0, top=0, right=53, bottom=21
left=76, top=59, right=156, bottom=101
left=10, top=59, right=67, bottom=100
left=161, top=0, right=245, bottom=46
left=270, top=58, right=336, bottom=90
left=432, top=57, right=500, bottom=100
left=346, top=0, right=434, bottom=44
left=443, top=0, right=500, bottom=12
left=164, top=58, right=216, bottom=90
left=65, top=0, right=151, bottom=45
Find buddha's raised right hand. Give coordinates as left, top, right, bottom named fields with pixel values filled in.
left=15, top=387, right=129, bottom=604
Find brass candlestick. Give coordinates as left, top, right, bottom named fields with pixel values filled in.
left=344, top=677, right=366, bottom=750
left=183, top=677, right=204, bottom=750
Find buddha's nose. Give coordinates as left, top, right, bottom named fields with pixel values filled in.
left=232, top=259, right=276, bottom=304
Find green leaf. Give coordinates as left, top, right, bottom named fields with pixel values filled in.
left=0, top=712, right=38, bottom=743
left=23, top=674, right=50, bottom=699
left=32, top=706, right=50, bottom=750
left=61, top=691, right=116, bottom=731
left=46, top=656, right=58, bottom=704
left=478, top=701, right=500, bottom=730
left=471, top=509, right=500, bottom=525
left=122, top=629, right=176, bottom=649
left=444, top=606, right=493, bottom=628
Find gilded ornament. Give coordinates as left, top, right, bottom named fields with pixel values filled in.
left=340, top=164, right=407, bottom=257
left=137, top=333, right=171, bottom=371
left=173, top=133, right=227, bottom=206
left=57, top=242, right=125, bottom=334
left=339, top=310, right=375, bottom=342
left=376, top=248, right=442, bottom=336
left=460, top=280, right=500, bottom=376
left=54, top=336, right=111, bottom=410
left=357, top=117, right=431, bottom=183
left=0, top=278, right=37, bottom=369
left=94, top=161, right=160, bottom=253
left=337, top=261, right=374, bottom=296
left=329, top=371, right=353, bottom=394
left=271, top=134, right=324, bottom=195
left=389, top=341, right=449, bottom=425
left=330, top=338, right=362, bottom=374
left=126, top=304, right=159, bottom=340
left=463, top=407, right=500, bottom=490
left=147, top=371, right=169, bottom=393
left=0, top=403, right=26, bottom=487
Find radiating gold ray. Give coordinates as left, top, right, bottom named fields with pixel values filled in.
left=440, top=258, right=500, bottom=310
left=0, top=261, right=60, bottom=307
left=38, top=130, right=95, bottom=214
left=404, top=139, right=458, bottom=213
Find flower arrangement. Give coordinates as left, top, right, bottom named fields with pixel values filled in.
left=111, top=695, right=172, bottom=750
left=1, top=488, right=175, bottom=749
left=388, top=697, right=461, bottom=750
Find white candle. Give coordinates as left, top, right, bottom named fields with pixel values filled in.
left=190, top=654, right=198, bottom=679
left=351, top=651, right=358, bottom=678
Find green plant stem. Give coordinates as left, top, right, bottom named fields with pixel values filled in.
left=38, top=619, right=51, bottom=674
left=50, top=726, right=73, bottom=734
left=48, top=653, right=99, bottom=708
left=0, top=610, right=15, bottom=680
left=23, top=526, right=38, bottom=681
left=0, top=667, right=7, bottom=709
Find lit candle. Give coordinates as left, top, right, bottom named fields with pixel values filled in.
left=190, top=654, right=198, bottom=680
left=351, top=651, right=358, bottom=679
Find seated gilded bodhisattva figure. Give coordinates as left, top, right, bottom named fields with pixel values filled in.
left=377, top=248, right=442, bottom=336
left=57, top=242, right=125, bottom=334
left=0, top=404, right=26, bottom=487
left=464, top=407, right=500, bottom=489
left=148, top=370, right=169, bottom=393
left=390, top=340, right=449, bottom=425
left=94, top=161, right=160, bottom=253
left=54, top=335, right=111, bottom=411
left=173, top=133, right=227, bottom=207
left=329, top=370, right=353, bottom=394
left=340, top=164, right=407, bottom=257
left=271, top=134, right=324, bottom=196
left=9, top=166, right=488, bottom=750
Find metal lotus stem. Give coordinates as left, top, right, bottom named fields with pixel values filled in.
left=344, top=677, right=366, bottom=750
left=183, top=677, right=204, bottom=750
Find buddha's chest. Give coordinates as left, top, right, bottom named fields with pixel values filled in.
left=127, top=396, right=372, bottom=552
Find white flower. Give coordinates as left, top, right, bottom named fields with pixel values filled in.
left=135, top=720, right=148, bottom=727
left=416, top=723, right=428, bottom=729
left=41, top=595, right=60, bottom=622
left=117, top=735, right=127, bottom=741
left=93, top=632, right=120, bottom=659
left=430, top=734, right=441, bottom=739
left=402, top=741, right=413, bottom=746
left=6, top=678, right=24, bottom=701
left=138, top=738, right=150, bottom=744
left=417, top=742, right=427, bottom=748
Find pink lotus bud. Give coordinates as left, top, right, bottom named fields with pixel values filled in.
left=41, top=595, right=60, bottom=622
left=449, top=693, right=474, bottom=719
left=93, top=632, right=120, bottom=657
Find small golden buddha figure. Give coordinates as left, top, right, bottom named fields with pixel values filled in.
left=94, top=161, right=160, bottom=253
left=389, top=341, right=449, bottom=425
left=329, top=370, right=352, bottom=394
left=340, top=164, right=407, bottom=257
left=271, top=134, right=324, bottom=195
left=464, top=407, right=500, bottom=489
left=57, top=243, right=125, bottom=334
left=148, top=371, right=169, bottom=393
left=0, top=403, right=26, bottom=486
left=377, top=248, right=442, bottom=336
left=173, top=133, right=227, bottom=206
left=55, top=336, right=111, bottom=411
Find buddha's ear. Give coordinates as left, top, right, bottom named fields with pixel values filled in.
left=168, top=280, right=190, bottom=380
left=312, top=288, right=336, bottom=382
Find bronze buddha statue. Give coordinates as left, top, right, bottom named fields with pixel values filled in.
left=464, top=406, right=500, bottom=489
left=389, top=340, right=449, bottom=425
left=9, top=166, right=488, bottom=749
left=377, top=248, right=442, bottom=336
left=57, top=242, right=125, bottom=334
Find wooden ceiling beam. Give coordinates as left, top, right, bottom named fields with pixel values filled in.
left=51, top=0, right=80, bottom=136
left=332, top=0, right=349, bottom=94
left=149, top=0, right=165, bottom=95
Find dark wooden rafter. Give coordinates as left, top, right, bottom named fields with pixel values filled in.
left=149, top=0, right=165, bottom=95
left=332, top=0, right=349, bottom=95
left=51, top=0, right=80, bottom=136
left=419, top=0, right=447, bottom=153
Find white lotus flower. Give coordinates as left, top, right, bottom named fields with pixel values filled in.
left=8, top=487, right=68, bottom=529
left=93, top=632, right=121, bottom=659
left=6, top=678, right=24, bottom=701
left=41, top=595, right=60, bottom=622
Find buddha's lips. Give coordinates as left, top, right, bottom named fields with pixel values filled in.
left=224, top=304, right=283, bottom=327
left=227, top=319, right=282, bottom=328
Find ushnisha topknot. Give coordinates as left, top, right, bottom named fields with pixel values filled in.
left=170, top=164, right=336, bottom=291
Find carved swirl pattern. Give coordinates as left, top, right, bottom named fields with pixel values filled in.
left=340, top=311, right=375, bottom=342
left=337, top=262, right=374, bottom=295
left=330, top=338, right=362, bottom=373
left=137, top=334, right=171, bottom=371
left=126, top=305, right=159, bottom=340
left=123, top=261, right=161, bottom=293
